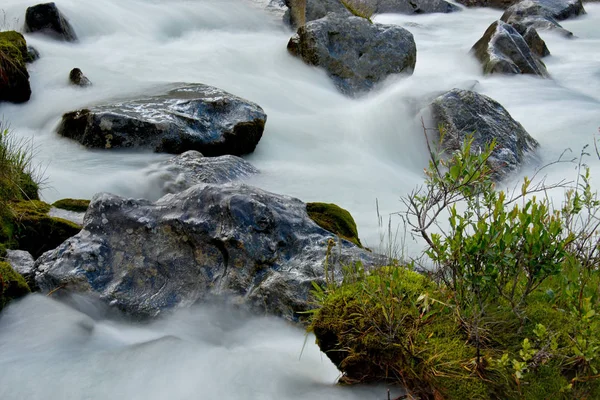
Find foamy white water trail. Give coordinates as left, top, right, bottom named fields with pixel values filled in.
left=0, top=295, right=401, bottom=399
left=0, top=1, right=599, bottom=396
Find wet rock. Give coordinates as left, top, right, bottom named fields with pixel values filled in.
left=511, top=22, right=550, bottom=57
left=430, top=89, right=539, bottom=180
left=26, top=46, right=40, bottom=63
left=284, top=0, right=457, bottom=26
left=24, top=2, right=78, bottom=42
left=376, top=0, right=459, bottom=14
left=144, top=150, right=259, bottom=196
left=34, top=184, right=378, bottom=321
left=57, top=83, right=267, bottom=156
left=0, top=31, right=31, bottom=104
left=501, top=0, right=585, bottom=34
left=69, top=68, right=92, bottom=87
left=455, top=0, right=518, bottom=8
left=287, top=14, right=416, bottom=96
left=5, top=250, right=37, bottom=290
left=471, top=20, right=549, bottom=76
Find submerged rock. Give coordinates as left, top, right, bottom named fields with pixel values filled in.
left=143, top=150, right=259, bottom=196
left=0, top=31, right=32, bottom=104
left=57, top=83, right=267, bottom=156
left=24, top=2, right=78, bottom=42
left=69, top=68, right=92, bottom=87
left=287, top=14, right=416, bottom=96
left=471, top=20, right=549, bottom=77
left=430, top=89, right=539, bottom=180
left=34, top=184, right=377, bottom=321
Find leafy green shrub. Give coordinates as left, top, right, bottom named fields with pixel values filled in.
left=310, top=132, right=600, bottom=398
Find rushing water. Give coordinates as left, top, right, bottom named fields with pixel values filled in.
left=0, top=0, right=599, bottom=398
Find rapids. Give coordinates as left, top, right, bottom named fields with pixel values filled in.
left=0, top=1, right=599, bottom=398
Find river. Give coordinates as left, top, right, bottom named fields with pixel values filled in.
left=0, top=0, right=599, bottom=398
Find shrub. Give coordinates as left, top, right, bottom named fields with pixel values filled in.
left=309, top=131, right=600, bottom=398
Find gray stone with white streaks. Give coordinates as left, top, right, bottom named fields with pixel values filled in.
left=430, top=89, right=539, bottom=180
left=144, top=150, right=259, bottom=196
left=34, top=184, right=377, bottom=321
left=57, top=83, right=267, bottom=156
left=287, top=14, right=416, bottom=96
left=471, top=20, right=549, bottom=77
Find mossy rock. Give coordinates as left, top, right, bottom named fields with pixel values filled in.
left=307, top=202, right=362, bottom=247
left=0, top=261, right=30, bottom=310
left=0, top=30, right=32, bottom=103
left=311, top=266, right=491, bottom=398
left=6, top=200, right=81, bottom=258
left=52, top=198, right=90, bottom=213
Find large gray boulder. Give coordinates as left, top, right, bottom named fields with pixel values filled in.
left=24, top=2, right=78, bottom=42
left=471, top=20, right=549, bottom=77
left=501, top=0, right=585, bottom=34
left=285, top=0, right=351, bottom=26
left=143, top=150, right=259, bottom=196
left=34, top=184, right=377, bottom=321
left=57, top=83, right=267, bottom=156
left=287, top=14, right=416, bottom=96
left=430, top=89, right=539, bottom=180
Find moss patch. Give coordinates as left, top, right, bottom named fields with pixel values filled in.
left=0, top=31, right=31, bottom=103
left=307, top=202, right=362, bottom=247
left=52, top=198, right=90, bottom=213
left=5, top=200, right=81, bottom=258
left=0, top=261, right=30, bottom=310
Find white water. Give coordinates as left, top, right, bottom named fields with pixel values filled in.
left=0, top=295, right=402, bottom=399
left=0, top=1, right=599, bottom=397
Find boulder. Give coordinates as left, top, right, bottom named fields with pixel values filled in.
left=511, top=22, right=550, bottom=57
left=56, top=83, right=267, bottom=155
left=430, top=89, right=539, bottom=180
left=455, top=0, right=518, bottom=8
left=285, top=0, right=351, bottom=27
left=5, top=250, right=36, bottom=290
left=284, top=0, right=457, bottom=26
left=471, top=20, right=549, bottom=77
left=287, top=14, right=416, bottom=96
left=24, top=2, right=78, bottom=42
left=34, top=184, right=378, bottom=321
left=501, top=0, right=585, bottom=34
left=0, top=31, right=32, bottom=104
left=144, top=150, right=259, bottom=196
left=69, top=68, right=91, bottom=87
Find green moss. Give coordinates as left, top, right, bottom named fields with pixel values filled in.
left=307, top=202, right=362, bottom=247
left=52, top=198, right=90, bottom=213
left=0, top=31, right=27, bottom=67
left=0, top=261, right=30, bottom=310
left=6, top=200, right=81, bottom=258
left=311, top=266, right=494, bottom=398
